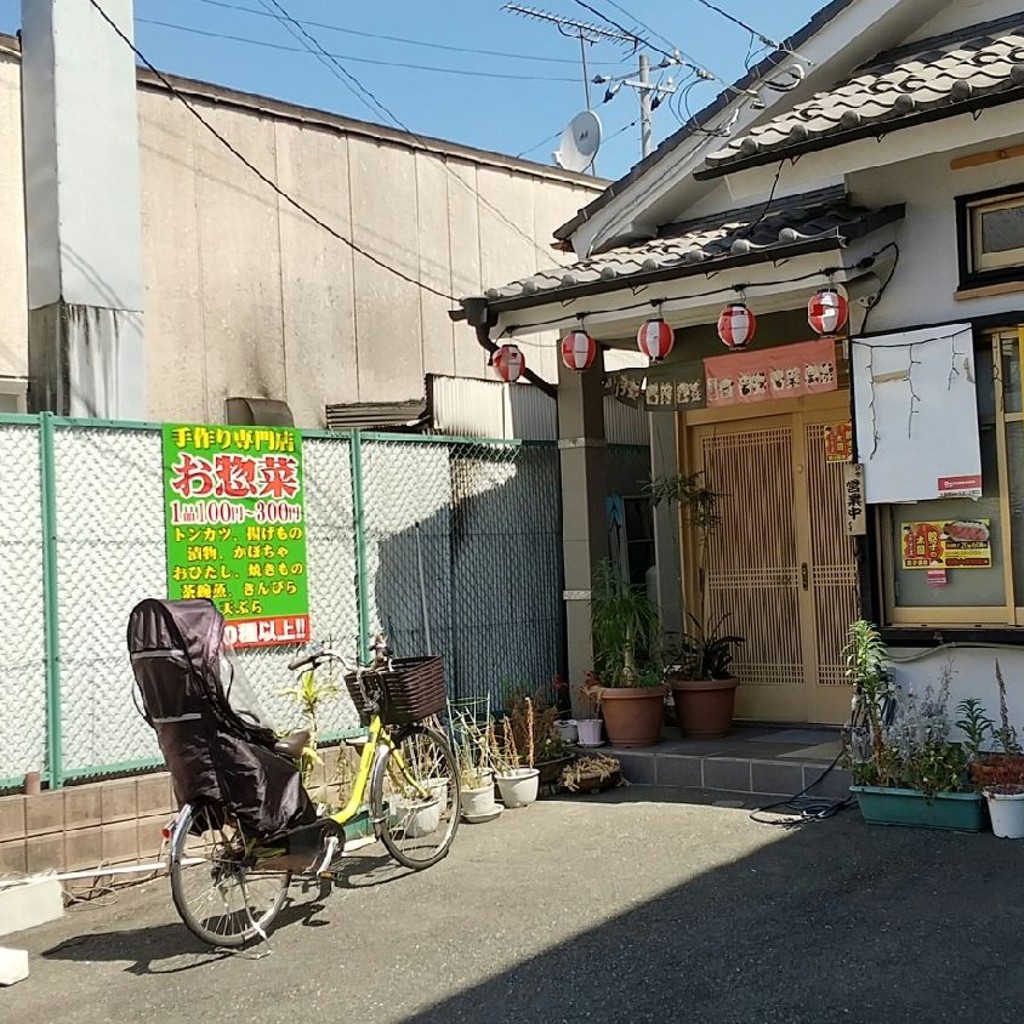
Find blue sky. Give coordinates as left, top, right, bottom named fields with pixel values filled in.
left=0, top=0, right=823, bottom=181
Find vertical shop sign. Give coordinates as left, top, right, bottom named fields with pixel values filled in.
left=844, top=463, right=867, bottom=536
left=162, top=424, right=310, bottom=647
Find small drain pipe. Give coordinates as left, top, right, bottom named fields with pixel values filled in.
left=459, top=298, right=557, bottom=399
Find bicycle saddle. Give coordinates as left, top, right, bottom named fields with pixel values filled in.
left=274, top=729, right=311, bottom=759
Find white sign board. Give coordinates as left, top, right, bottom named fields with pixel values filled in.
left=852, top=325, right=980, bottom=504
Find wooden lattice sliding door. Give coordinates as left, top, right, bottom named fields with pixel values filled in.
left=691, top=401, right=857, bottom=724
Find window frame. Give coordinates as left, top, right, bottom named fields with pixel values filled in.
left=957, top=184, right=1024, bottom=289
left=877, top=327, right=1023, bottom=628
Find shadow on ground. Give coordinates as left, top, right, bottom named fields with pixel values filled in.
left=409, top=789, right=1023, bottom=1024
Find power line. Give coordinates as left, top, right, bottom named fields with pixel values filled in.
left=189, top=0, right=622, bottom=66
left=86, top=0, right=457, bottom=302
left=687, top=0, right=809, bottom=61
left=135, top=18, right=584, bottom=83
left=253, top=0, right=565, bottom=269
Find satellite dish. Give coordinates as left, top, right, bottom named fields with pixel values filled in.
left=554, top=110, right=602, bottom=173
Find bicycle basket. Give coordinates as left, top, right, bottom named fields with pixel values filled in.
left=345, top=655, right=446, bottom=727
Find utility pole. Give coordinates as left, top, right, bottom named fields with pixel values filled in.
left=639, top=53, right=652, bottom=157
left=596, top=53, right=677, bottom=160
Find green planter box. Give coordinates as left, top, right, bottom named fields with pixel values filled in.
left=343, top=807, right=374, bottom=842
left=851, top=785, right=986, bottom=832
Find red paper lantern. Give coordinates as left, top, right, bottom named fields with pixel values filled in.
left=561, top=330, right=597, bottom=371
left=808, top=288, right=849, bottom=336
left=492, top=343, right=525, bottom=383
left=717, top=303, right=757, bottom=351
left=637, top=318, right=675, bottom=362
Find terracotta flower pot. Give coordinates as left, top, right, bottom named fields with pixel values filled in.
left=668, top=677, right=738, bottom=739
left=599, top=685, right=667, bottom=748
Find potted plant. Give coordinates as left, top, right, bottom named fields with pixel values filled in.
left=575, top=673, right=604, bottom=747
left=590, top=560, right=665, bottom=748
left=648, top=470, right=745, bottom=737
left=506, top=691, right=573, bottom=788
left=965, top=664, right=1024, bottom=838
left=454, top=713, right=500, bottom=823
left=561, top=754, right=622, bottom=794
left=491, top=707, right=540, bottom=809
left=664, top=613, right=744, bottom=738
left=843, top=622, right=985, bottom=831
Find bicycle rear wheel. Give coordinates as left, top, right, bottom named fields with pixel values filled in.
left=370, top=724, right=460, bottom=869
left=169, top=803, right=290, bottom=947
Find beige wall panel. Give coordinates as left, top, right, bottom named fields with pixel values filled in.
left=137, top=92, right=206, bottom=422
left=414, top=151, right=456, bottom=380
left=0, top=59, right=26, bottom=379
left=274, top=121, right=357, bottom=427
left=347, top=135, right=423, bottom=402
left=192, top=106, right=285, bottom=422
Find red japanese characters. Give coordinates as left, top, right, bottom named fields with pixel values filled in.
left=168, top=452, right=300, bottom=501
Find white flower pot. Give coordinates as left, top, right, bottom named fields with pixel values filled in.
left=984, top=789, right=1024, bottom=839
left=577, top=718, right=603, bottom=746
left=495, top=767, right=540, bottom=808
left=395, top=796, right=441, bottom=837
left=555, top=720, right=579, bottom=744
left=460, top=782, right=497, bottom=819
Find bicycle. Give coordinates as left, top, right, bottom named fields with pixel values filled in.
left=165, top=638, right=461, bottom=948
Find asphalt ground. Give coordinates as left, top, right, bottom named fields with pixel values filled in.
left=3, top=788, right=1022, bottom=1024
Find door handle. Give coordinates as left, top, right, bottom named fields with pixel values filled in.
left=801, top=563, right=809, bottom=591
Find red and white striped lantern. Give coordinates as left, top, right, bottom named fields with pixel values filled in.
left=492, top=343, right=525, bottom=383
left=807, top=288, right=849, bottom=336
left=637, top=318, right=675, bottom=362
left=560, top=330, right=597, bottom=372
left=717, top=302, right=757, bottom=351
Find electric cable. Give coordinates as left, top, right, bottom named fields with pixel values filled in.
left=136, top=18, right=584, bottom=83
left=748, top=749, right=854, bottom=825
left=687, top=0, right=811, bottom=62
left=87, top=0, right=457, bottom=302
left=189, top=0, right=622, bottom=66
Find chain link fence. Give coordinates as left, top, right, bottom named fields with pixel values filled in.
left=0, top=418, right=570, bottom=788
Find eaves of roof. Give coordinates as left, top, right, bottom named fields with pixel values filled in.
left=696, top=13, right=1024, bottom=180
left=550, top=0, right=859, bottom=242
left=458, top=193, right=904, bottom=321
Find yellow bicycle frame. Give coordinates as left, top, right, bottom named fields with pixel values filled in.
left=327, top=716, right=430, bottom=827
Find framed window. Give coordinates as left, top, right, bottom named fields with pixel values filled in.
left=957, top=186, right=1024, bottom=288
left=878, top=328, right=1024, bottom=627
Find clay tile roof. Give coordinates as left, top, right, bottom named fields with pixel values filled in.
left=698, top=13, right=1024, bottom=178
left=478, top=186, right=903, bottom=309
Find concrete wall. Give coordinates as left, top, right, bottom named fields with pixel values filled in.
left=0, top=49, right=601, bottom=426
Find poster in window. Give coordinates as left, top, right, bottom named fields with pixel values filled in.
left=900, top=519, right=992, bottom=571
left=824, top=421, right=853, bottom=463
left=851, top=324, right=981, bottom=503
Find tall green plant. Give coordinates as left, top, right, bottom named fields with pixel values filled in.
left=591, top=560, right=661, bottom=688
left=843, top=619, right=893, bottom=766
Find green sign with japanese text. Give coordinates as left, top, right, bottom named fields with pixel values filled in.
left=162, top=423, right=310, bottom=648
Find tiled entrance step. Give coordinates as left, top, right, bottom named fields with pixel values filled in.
left=607, top=726, right=852, bottom=802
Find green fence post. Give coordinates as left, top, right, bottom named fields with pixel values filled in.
left=39, top=412, right=63, bottom=789
left=349, top=430, right=371, bottom=666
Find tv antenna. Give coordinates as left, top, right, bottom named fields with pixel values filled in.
left=503, top=3, right=640, bottom=111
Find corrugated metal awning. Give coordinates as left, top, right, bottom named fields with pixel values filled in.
left=325, top=400, right=428, bottom=432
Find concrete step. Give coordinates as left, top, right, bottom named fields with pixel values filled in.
left=610, top=746, right=852, bottom=802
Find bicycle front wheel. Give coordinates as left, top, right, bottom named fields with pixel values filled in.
left=169, top=803, right=290, bottom=948
left=370, top=724, right=461, bottom=869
